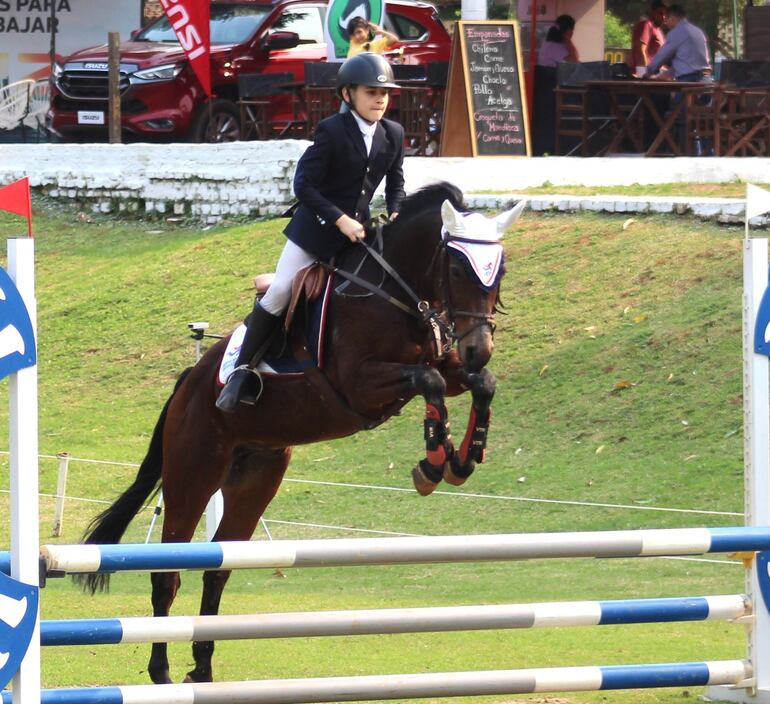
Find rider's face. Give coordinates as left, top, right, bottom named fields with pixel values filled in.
left=345, top=86, right=390, bottom=123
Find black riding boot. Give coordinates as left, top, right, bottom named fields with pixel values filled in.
left=216, top=303, right=281, bottom=413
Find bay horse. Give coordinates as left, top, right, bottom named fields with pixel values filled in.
left=76, top=182, right=525, bottom=684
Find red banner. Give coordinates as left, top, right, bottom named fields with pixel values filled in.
left=160, top=0, right=212, bottom=96
left=0, top=178, right=33, bottom=237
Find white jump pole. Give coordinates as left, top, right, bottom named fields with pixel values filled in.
left=708, top=236, right=770, bottom=703
left=8, top=237, right=40, bottom=704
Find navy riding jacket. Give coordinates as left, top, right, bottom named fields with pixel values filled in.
left=284, top=110, right=405, bottom=260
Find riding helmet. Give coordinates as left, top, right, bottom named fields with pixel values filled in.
left=336, top=52, right=399, bottom=99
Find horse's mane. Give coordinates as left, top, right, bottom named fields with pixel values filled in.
left=395, top=182, right=466, bottom=223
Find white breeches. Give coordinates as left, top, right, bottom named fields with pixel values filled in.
left=259, top=239, right=316, bottom=316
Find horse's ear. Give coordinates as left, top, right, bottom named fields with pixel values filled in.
left=495, top=200, right=527, bottom=235
left=441, top=199, right=462, bottom=234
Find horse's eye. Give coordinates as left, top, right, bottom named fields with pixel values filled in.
left=449, top=263, right=463, bottom=279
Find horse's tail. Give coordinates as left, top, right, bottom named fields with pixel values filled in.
left=75, top=367, right=193, bottom=594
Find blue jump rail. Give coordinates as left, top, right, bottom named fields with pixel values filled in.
left=38, top=526, right=770, bottom=576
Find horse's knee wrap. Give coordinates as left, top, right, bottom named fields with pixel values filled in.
left=424, top=403, right=450, bottom=466
left=459, top=406, right=491, bottom=465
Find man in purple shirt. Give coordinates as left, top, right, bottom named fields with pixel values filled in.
left=644, top=4, right=711, bottom=82
left=643, top=4, right=712, bottom=154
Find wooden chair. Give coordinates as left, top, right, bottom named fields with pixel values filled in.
left=398, top=85, right=434, bottom=155
left=718, top=87, right=770, bottom=157
left=681, top=83, right=720, bottom=156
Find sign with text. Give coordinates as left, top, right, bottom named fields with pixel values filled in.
left=440, top=21, right=530, bottom=157
left=0, top=0, right=140, bottom=84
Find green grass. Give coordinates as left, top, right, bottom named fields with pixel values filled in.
left=0, top=194, right=756, bottom=702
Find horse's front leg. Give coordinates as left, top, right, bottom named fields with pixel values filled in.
left=410, top=366, right=456, bottom=496
left=444, top=367, right=496, bottom=487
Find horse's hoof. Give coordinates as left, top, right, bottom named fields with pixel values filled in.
left=412, top=464, right=440, bottom=496
left=443, top=462, right=469, bottom=486
left=444, top=454, right=475, bottom=486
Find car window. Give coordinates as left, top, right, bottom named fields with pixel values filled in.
left=386, top=12, right=429, bottom=41
left=136, top=4, right=271, bottom=45
left=273, top=6, right=325, bottom=44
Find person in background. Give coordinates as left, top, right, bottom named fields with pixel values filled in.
left=347, top=16, right=399, bottom=57
left=631, top=1, right=668, bottom=74
left=643, top=4, right=711, bottom=82
left=536, top=14, right=579, bottom=68
left=643, top=4, right=712, bottom=154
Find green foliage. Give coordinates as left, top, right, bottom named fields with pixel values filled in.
left=0, top=197, right=752, bottom=701
left=605, top=10, right=631, bottom=49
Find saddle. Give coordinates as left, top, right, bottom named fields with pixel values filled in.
left=253, top=263, right=328, bottom=332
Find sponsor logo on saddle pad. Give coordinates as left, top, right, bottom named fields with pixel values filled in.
left=0, top=572, right=39, bottom=689
left=0, top=267, right=36, bottom=382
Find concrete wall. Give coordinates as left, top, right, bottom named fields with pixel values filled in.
left=1, top=141, right=769, bottom=223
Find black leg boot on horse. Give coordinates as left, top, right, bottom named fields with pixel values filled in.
left=216, top=302, right=281, bottom=413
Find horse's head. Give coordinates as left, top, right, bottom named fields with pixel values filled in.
left=438, top=198, right=526, bottom=373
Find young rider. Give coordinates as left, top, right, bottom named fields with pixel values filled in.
left=216, top=52, right=405, bottom=413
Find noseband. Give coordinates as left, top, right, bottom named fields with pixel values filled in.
left=330, top=220, right=499, bottom=358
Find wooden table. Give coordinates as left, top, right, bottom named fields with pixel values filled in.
left=579, top=79, right=715, bottom=156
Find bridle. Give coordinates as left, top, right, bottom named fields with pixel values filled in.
left=329, top=219, right=501, bottom=358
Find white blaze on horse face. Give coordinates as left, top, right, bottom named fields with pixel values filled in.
left=440, top=199, right=527, bottom=289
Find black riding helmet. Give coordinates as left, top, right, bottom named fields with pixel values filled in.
left=336, top=52, right=399, bottom=101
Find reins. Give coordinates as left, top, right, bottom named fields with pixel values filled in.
left=327, top=218, right=500, bottom=358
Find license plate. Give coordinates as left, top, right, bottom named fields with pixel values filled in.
left=77, top=111, right=105, bottom=125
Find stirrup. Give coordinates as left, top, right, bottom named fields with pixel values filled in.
left=228, top=364, right=264, bottom=406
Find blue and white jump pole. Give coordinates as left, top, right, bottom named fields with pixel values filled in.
left=7, top=238, right=40, bottom=704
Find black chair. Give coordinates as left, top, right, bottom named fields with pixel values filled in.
left=426, top=61, right=448, bottom=87
left=304, top=61, right=340, bottom=87
left=532, top=65, right=557, bottom=155
left=304, top=62, right=341, bottom=135
left=554, top=61, right=622, bottom=156
left=392, top=64, right=426, bottom=82
left=556, top=60, right=612, bottom=86
left=237, top=72, right=295, bottom=140
left=717, top=60, right=770, bottom=88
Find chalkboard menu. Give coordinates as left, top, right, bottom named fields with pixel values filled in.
left=440, top=21, right=530, bottom=157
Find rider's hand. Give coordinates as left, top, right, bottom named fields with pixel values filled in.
left=336, top=214, right=365, bottom=243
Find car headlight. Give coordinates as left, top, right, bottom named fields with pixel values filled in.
left=132, top=64, right=184, bottom=81
left=52, top=62, right=63, bottom=78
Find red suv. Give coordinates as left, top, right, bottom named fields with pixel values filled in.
left=48, top=0, right=450, bottom=142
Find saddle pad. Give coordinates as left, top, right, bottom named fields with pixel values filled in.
left=217, top=277, right=331, bottom=385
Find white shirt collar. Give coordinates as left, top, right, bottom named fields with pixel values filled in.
left=352, top=110, right=377, bottom=155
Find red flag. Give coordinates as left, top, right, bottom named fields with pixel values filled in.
left=161, top=0, right=212, bottom=96
left=0, top=178, right=33, bottom=237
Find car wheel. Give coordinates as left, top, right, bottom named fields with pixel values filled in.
left=191, top=99, right=242, bottom=143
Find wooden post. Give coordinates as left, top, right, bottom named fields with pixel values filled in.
left=108, top=32, right=122, bottom=144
